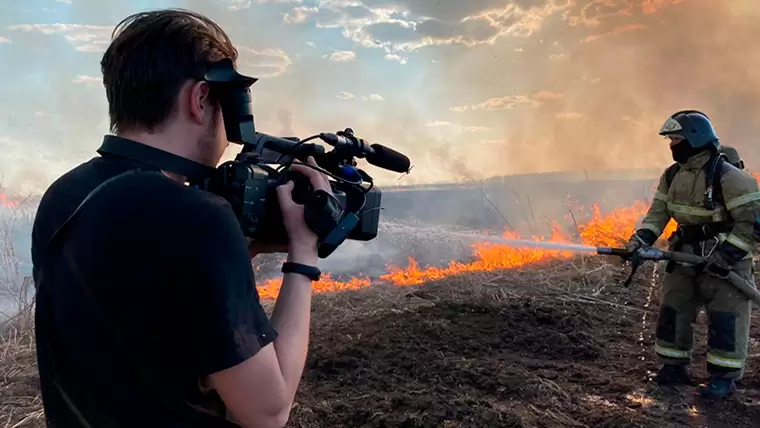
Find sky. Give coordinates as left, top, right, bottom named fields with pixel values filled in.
left=1, top=0, right=760, bottom=193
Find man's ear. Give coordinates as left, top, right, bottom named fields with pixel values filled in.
left=188, top=80, right=212, bottom=125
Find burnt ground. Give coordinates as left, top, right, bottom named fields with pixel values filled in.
left=289, top=259, right=760, bottom=428
left=2, top=258, right=760, bottom=427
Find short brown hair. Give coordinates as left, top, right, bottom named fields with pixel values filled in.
left=101, top=9, right=238, bottom=134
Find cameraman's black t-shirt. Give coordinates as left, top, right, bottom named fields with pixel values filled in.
left=31, top=154, right=277, bottom=427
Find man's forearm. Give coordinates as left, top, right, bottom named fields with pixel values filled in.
left=268, top=248, right=316, bottom=401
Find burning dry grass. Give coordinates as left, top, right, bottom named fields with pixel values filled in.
left=2, top=181, right=760, bottom=426
left=0, top=256, right=640, bottom=428
left=254, top=199, right=677, bottom=299
left=296, top=257, right=647, bottom=328
left=2, top=256, right=760, bottom=427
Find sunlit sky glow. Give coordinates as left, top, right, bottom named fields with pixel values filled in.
left=2, top=0, right=760, bottom=193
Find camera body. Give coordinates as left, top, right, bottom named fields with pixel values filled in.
left=205, top=151, right=383, bottom=246
left=190, top=59, right=407, bottom=258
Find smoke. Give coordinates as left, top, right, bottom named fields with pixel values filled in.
left=414, top=0, right=760, bottom=177
left=4, top=0, right=760, bottom=193
left=242, top=0, right=760, bottom=186
left=3, top=0, right=760, bottom=244
left=277, top=108, right=295, bottom=137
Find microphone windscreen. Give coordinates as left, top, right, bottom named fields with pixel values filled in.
left=367, top=144, right=411, bottom=173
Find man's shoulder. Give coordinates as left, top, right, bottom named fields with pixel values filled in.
left=38, top=157, right=99, bottom=207
left=35, top=157, right=235, bottom=237
left=719, top=163, right=759, bottom=193
left=86, top=170, right=236, bottom=226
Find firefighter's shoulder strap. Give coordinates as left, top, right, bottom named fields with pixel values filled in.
left=664, top=153, right=728, bottom=207
left=664, top=163, right=681, bottom=189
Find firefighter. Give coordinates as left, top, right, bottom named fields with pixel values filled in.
left=627, top=110, right=760, bottom=398
left=721, top=145, right=745, bottom=170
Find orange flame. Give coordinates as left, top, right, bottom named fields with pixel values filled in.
left=257, top=201, right=681, bottom=296
left=0, top=193, right=19, bottom=208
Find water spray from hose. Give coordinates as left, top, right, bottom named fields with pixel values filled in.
left=437, top=230, right=599, bottom=253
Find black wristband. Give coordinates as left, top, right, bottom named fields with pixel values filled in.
left=282, top=262, right=321, bottom=281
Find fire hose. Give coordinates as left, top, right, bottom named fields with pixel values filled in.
left=597, top=247, right=760, bottom=305
left=453, top=235, right=759, bottom=305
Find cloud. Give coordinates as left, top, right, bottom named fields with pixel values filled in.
left=426, top=121, right=491, bottom=132
left=450, top=91, right=564, bottom=112
left=4, top=0, right=760, bottom=193
left=532, top=91, right=564, bottom=101
left=228, top=0, right=252, bottom=10
left=7, top=24, right=294, bottom=78
left=363, top=94, right=384, bottom=101
left=326, top=50, right=357, bottom=61
left=384, top=53, right=407, bottom=64
left=55, top=0, right=72, bottom=3
left=281, top=0, right=686, bottom=60
left=283, top=6, right=319, bottom=24
left=238, top=46, right=292, bottom=77
left=283, top=0, right=572, bottom=53
left=228, top=0, right=304, bottom=10
left=583, top=24, right=647, bottom=42
left=0, top=37, right=10, bottom=44
left=72, top=75, right=102, bottom=84
left=564, top=0, right=683, bottom=27
left=7, top=23, right=113, bottom=53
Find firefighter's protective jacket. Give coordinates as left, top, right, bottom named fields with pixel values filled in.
left=639, top=150, right=760, bottom=258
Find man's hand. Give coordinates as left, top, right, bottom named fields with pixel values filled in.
left=626, top=229, right=658, bottom=253
left=704, top=249, right=733, bottom=279
left=626, top=234, right=646, bottom=253
left=210, top=157, right=334, bottom=428
left=275, top=156, right=334, bottom=264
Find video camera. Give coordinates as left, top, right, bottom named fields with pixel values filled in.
left=191, top=59, right=411, bottom=258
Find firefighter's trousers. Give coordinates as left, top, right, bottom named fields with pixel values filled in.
left=654, top=259, right=755, bottom=380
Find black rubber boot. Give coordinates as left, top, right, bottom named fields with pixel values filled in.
left=698, top=378, right=737, bottom=399
left=654, top=364, right=693, bottom=386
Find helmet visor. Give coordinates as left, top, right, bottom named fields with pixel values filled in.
left=660, top=117, right=683, bottom=135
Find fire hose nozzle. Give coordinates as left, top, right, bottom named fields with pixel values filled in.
left=598, top=247, right=760, bottom=305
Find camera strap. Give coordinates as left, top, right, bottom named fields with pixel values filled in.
left=97, top=135, right=217, bottom=182
left=318, top=212, right=360, bottom=258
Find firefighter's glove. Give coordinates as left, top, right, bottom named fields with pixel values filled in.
left=704, top=249, right=733, bottom=279
left=627, top=230, right=656, bottom=253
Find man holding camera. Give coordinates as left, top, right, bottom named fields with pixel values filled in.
left=31, top=9, right=324, bottom=427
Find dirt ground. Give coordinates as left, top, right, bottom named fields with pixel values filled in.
left=2, top=258, right=760, bottom=427
left=289, top=259, right=760, bottom=428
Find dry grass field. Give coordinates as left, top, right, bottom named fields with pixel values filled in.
left=2, top=257, right=760, bottom=428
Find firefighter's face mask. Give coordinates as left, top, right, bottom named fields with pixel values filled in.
left=667, top=136, right=699, bottom=163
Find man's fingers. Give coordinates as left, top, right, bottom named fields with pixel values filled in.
left=290, top=158, right=331, bottom=193
left=305, top=156, right=331, bottom=190
left=276, top=180, right=296, bottom=208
